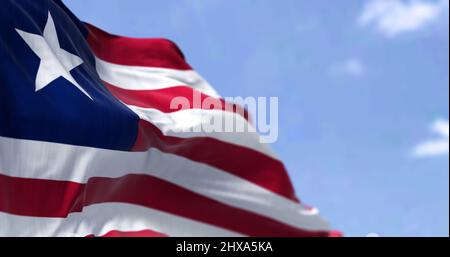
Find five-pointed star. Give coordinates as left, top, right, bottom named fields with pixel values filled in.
left=15, top=12, right=92, bottom=100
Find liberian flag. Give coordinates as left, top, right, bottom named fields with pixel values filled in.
left=0, top=0, right=337, bottom=237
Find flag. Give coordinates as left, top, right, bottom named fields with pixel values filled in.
left=0, top=0, right=336, bottom=237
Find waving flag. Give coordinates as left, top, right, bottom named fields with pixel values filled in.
left=0, top=0, right=336, bottom=237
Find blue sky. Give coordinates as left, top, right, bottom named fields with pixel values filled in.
left=64, top=0, right=449, bottom=236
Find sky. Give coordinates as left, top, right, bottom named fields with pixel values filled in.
left=64, top=0, right=449, bottom=236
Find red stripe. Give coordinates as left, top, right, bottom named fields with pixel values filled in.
left=132, top=120, right=298, bottom=202
left=104, top=82, right=248, bottom=120
left=0, top=173, right=331, bottom=237
left=86, top=23, right=192, bottom=70
left=86, top=230, right=168, bottom=237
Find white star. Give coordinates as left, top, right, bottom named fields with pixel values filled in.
left=15, top=12, right=92, bottom=100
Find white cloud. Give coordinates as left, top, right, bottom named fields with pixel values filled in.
left=331, top=58, right=366, bottom=77
left=359, top=0, right=448, bottom=37
left=412, top=119, right=449, bottom=158
left=343, top=59, right=366, bottom=76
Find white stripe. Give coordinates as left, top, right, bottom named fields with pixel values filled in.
left=0, top=136, right=330, bottom=232
left=0, top=203, right=241, bottom=237
left=95, top=57, right=220, bottom=97
left=127, top=105, right=277, bottom=159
